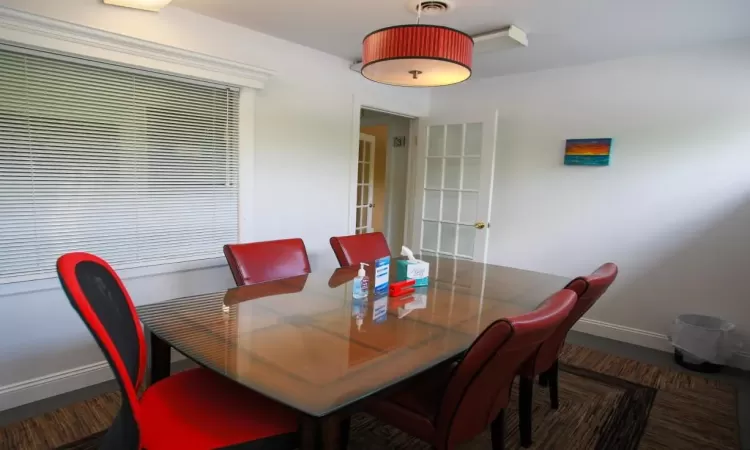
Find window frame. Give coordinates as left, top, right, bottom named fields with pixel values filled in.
left=0, top=9, right=270, bottom=292
left=0, top=47, right=241, bottom=284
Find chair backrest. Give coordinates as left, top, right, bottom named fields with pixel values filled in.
left=223, top=238, right=311, bottom=286
left=329, top=232, right=390, bottom=267
left=529, top=262, right=619, bottom=374
left=436, top=289, right=577, bottom=449
left=57, top=252, right=146, bottom=450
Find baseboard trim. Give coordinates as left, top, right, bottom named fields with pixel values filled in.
left=573, top=318, right=673, bottom=352
left=0, top=350, right=186, bottom=412
left=573, top=318, right=750, bottom=371
left=731, top=352, right=750, bottom=371
left=0, top=361, right=112, bottom=412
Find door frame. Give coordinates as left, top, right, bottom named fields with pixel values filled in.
left=407, top=109, right=499, bottom=262
left=349, top=102, right=418, bottom=239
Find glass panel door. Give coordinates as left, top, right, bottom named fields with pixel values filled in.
left=410, top=111, right=498, bottom=262
left=356, top=133, right=376, bottom=234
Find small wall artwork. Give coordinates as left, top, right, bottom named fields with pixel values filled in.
left=564, top=138, right=612, bottom=166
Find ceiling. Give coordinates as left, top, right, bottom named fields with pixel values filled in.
left=172, top=0, right=750, bottom=78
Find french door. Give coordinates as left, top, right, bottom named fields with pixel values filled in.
left=356, top=133, right=376, bottom=234
left=410, top=111, right=498, bottom=262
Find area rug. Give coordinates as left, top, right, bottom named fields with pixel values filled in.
left=0, top=344, right=739, bottom=450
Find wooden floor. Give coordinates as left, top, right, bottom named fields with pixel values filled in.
left=0, top=339, right=743, bottom=450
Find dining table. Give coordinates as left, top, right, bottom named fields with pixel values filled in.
left=136, top=255, right=569, bottom=449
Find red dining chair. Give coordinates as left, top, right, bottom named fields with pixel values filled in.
left=57, top=252, right=299, bottom=450
left=518, top=262, right=618, bottom=447
left=329, top=231, right=390, bottom=267
left=364, top=289, right=578, bottom=450
left=223, top=238, right=311, bottom=286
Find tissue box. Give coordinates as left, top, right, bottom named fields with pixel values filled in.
left=396, top=259, right=429, bottom=287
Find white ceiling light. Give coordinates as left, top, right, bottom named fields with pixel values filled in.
left=102, top=0, right=173, bottom=12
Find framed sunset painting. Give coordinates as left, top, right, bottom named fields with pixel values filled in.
left=564, top=138, right=612, bottom=166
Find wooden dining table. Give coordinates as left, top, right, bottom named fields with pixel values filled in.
left=136, top=255, right=568, bottom=449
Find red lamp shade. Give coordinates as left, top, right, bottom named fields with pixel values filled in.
left=362, top=25, right=473, bottom=87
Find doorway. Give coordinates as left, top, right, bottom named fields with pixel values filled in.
left=355, top=133, right=376, bottom=234
left=358, top=108, right=414, bottom=253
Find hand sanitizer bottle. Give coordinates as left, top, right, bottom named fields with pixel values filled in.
left=353, top=262, right=369, bottom=299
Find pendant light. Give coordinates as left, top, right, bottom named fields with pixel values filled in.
left=361, top=2, right=473, bottom=87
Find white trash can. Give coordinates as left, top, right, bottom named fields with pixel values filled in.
left=669, top=314, right=742, bottom=373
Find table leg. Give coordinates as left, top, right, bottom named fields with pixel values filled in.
left=340, top=416, right=351, bottom=449
left=300, top=416, right=319, bottom=450
left=319, top=416, right=342, bottom=450
left=148, top=329, right=171, bottom=385
left=299, top=415, right=349, bottom=450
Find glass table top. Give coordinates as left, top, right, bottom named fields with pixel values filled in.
left=136, top=255, right=568, bottom=417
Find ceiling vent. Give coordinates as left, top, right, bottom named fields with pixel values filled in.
left=473, top=25, right=528, bottom=53
left=407, top=0, right=454, bottom=15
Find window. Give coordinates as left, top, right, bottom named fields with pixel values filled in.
left=0, top=47, right=240, bottom=282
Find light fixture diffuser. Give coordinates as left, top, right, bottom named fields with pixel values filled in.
left=102, top=0, right=173, bottom=12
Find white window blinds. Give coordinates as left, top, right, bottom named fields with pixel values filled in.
left=0, top=47, right=240, bottom=282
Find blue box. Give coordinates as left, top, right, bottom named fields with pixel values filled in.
left=373, top=256, right=390, bottom=296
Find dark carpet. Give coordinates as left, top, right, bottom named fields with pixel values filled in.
left=0, top=344, right=739, bottom=450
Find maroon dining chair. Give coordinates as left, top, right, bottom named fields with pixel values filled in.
left=363, top=288, right=578, bottom=450
left=57, top=252, right=299, bottom=450
left=517, top=262, right=618, bottom=447
left=223, top=238, right=311, bottom=286
left=329, top=231, right=390, bottom=267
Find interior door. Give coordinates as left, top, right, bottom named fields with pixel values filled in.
left=356, top=133, right=376, bottom=234
left=410, top=111, right=498, bottom=262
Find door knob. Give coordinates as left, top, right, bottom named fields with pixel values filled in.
left=474, top=221, right=486, bottom=229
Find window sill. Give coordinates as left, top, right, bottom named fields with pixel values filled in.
left=0, top=257, right=228, bottom=296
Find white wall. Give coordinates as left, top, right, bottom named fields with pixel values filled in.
left=360, top=110, right=413, bottom=253
left=430, top=41, right=750, bottom=366
left=0, top=0, right=429, bottom=409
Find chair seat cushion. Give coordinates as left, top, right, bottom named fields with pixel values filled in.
left=140, top=368, right=298, bottom=450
